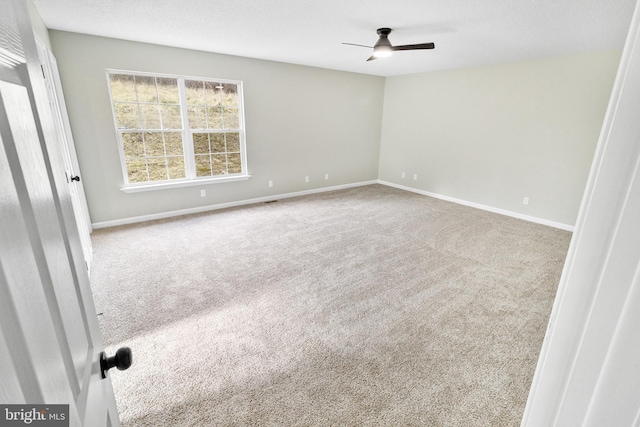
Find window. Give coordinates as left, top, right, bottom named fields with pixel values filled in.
left=107, top=71, right=248, bottom=190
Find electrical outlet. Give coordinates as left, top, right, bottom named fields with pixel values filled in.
left=325, top=173, right=329, bottom=180
left=523, top=197, right=529, bottom=205
left=268, top=180, right=273, bottom=188
left=413, top=174, right=418, bottom=181
left=200, top=189, right=206, bottom=197
left=401, top=172, right=406, bottom=178
left=305, top=176, right=310, bottom=183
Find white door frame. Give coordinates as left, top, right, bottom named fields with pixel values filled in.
left=522, top=0, right=640, bottom=424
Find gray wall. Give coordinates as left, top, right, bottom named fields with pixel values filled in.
left=50, top=29, right=620, bottom=227
left=49, top=31, right=385, bottom=224
left=379, top=50, right=621, bottom=226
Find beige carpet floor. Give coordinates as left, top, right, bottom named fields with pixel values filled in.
left=90, top=184, right=571, bottom=426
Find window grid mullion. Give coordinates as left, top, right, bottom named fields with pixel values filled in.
left=178, top=77, right=196, bottom=179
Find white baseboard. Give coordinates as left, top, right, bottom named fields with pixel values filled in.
left=377, top=180, right=575, bottom=232
left=91, top=180, right=378, bottom=229
left=93, top=179, right=574, bottom=231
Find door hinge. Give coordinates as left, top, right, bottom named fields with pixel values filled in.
left=40, top=64, right=45, bottom=79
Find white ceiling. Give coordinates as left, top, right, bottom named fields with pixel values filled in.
left=32, top=0, right=636, bottom=77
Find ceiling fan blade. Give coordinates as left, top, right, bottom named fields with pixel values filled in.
left=342, top=42, right=374, bottom=49
left=391, top=42, right=435, bottom=51
left=366, top=55, right=377, bottom=62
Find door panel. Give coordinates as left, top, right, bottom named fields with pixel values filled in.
left=3, top=77, right=88, bottom=395
left=0, top=330, right=23, bottom=404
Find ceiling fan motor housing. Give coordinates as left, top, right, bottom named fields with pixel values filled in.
left=374, top=28, right=393, bottom=56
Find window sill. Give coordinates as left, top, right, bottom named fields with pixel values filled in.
left=121, top=174, right=251, bottom=193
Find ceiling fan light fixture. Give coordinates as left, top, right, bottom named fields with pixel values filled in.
left=373, top=45, right=393, bottom=58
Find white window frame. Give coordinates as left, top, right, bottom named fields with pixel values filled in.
left=106, top=69, right=250, bottom=192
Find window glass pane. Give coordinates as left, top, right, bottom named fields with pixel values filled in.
left=188, top=106, right=207, bottom=129
left=167, top=157, right=186, bottom=179
left=207, top=107, right=223, bottom=129
left=126, top=159, right=148, bottom=183
left=122, top=132, right=144, bottom=157
left=205, top=81, right=222, bottom=106
left=195, top=154, right=212, bottom=176
left=164, top=132, right=183, bottom=156
left=227, top=153, right=242, bottom=173
left=114, top=103, right=139, bottom=129
left=110, top=74, right=137, bottom=102
left=193, top=133, right=210, bottom=154
left=135, top=76, right=158, bottom=103
left=144, top=132, right=165, bottom=157
left=185, top=80, right=205, bottom=105
left=140, top=104, right=161, bottom=129
left=222, top=83, right=238, bottom=107
left=147, top=157, right=168, bottom=181
left=226, top=132, right=240, bottom=152
left=157, top=78, right=179, bottom=104
left=160, top=105, right=182, bottom=129
left=212, top=154, right=227, bottom=175
left=223, top=108, right=239, bottom=129
left=211, top=133, right=225, bottom=153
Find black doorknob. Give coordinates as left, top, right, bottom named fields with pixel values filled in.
left=100, top=347, right=132, bottom=379
left=70, top=175, right=80, bottom=182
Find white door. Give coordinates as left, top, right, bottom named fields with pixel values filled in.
left=35, top=39, right=94, bottom=272
left=0, top=1, right=125, bottom=426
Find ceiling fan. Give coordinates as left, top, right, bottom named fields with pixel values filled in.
left=343, top=28, right=435, bottom=61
